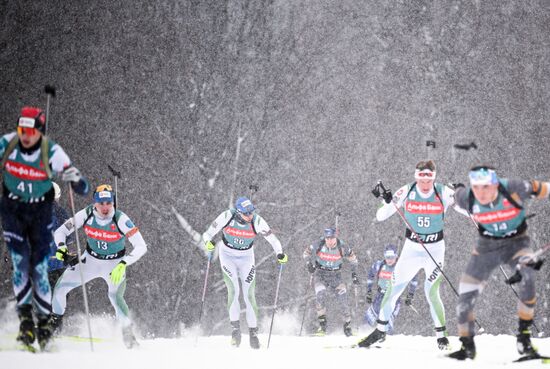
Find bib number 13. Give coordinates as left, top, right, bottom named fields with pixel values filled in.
left=417, top=217, right=431, bottom=228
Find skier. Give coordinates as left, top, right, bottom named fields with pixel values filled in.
left=0, top=106, right=89, bottom=351
left=358, top=160, right=461, bottom=350
left=47, top=182, right=75, bottom=288
left=51, top=184, right=147, bottom=348
left=448, top=166, right=550, bottom=360
left=202, top=196, right=288, bottom=349
left=364, top=244, right=418, bottom=334
left=303, top=227, right=359, bottom=337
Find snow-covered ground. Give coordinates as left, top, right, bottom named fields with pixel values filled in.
left=1, top=311, right=549, bottom=369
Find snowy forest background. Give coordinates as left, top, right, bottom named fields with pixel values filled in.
left=0, top=0, right=549, bottom=339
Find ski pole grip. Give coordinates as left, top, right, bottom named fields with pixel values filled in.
left=44, top=85, right=56, bottom=97
left=107, top=165, right=122, bottom=178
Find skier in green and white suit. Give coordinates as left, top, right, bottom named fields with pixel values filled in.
left=359, top=160, right=466, bottom=350
left=51, top=184, right=147, bottom=348
left=202, top=197, right=287, bottom=349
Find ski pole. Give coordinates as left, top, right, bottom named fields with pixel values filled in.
left=299, top=274, right=314, bottom=336
left=44, top=85, right=56, bottom=136
left=195, top=252, right=212, bottom=345
left=67, top=184, right=94, bottom=352
left=376, top=181, right=485, bottom=332
left=107, top=165, right=121, bottom=208
left=267, top=263, right=284, bottom=349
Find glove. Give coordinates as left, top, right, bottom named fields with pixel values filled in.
left=366, top=290, right=373, bottom=304
left=405, top=292, right=414, bottom=306
left=277, top=253, right=288, bottom=264
left=205, top=241, right=215, bottom=252
left=351, top=272, right=359, bottom=285
left=110, top=261, right=127, bottom=285
left=306, top=261, right=316, bottom=274
left=56, top=245, right=68, bottom=261
left=61, top=166, right=82, bottom=183
left=382, top=189, right=393, bottom=204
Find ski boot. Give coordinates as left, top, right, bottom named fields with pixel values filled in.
left=37, top=315, right=54, bottom=351
left=314, top=315, right=327, bottom=336
left=230, top=321, right=241, bottom=347
left=122, top=326, right=139, bottom=349
left=517, top=320, right=537, bottom=356
left=50, top=313, right=63, bottom=336
left=357, top=328, right=386, bottom=348
left=343, top=321, right=353, bottom=337
left=249, top=327, right=260, bottom=349
left=435, top=326, right=450, bottom=350
left=448, top=336, right=476, bottom=360
left=16, top=305, right=36, bottom=351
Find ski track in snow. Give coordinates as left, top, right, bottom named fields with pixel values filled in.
left=1, top=332, right=549, bottom=369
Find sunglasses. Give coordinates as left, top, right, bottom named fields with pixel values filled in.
left=95, top=184, right=113, bottom=192
left=417, top=172, right=435, bottom=178
left=17, top=127, right=39, bottom=137
left=239, top=211, right=254, bottom=216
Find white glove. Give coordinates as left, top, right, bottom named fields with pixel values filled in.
left=61, top=166, right=82, bottom=183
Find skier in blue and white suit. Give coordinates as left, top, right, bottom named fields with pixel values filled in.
left=202, top=197, right=288, bottom=349
left=364, top=244, right=418, bottom=334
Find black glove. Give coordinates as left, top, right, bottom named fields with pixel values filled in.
left=382, top=189, right=393, bottom=204
left=405, top=292, right=414, bottom=306
left=366, top=290, right=373, bottom=304
left=306, top=261, right=316, bottom=274
left=351, top=272, right=359, bottom=285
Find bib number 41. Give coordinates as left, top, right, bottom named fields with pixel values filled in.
left=16, top=181, right=32, bottom=193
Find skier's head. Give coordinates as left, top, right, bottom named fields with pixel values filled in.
left=93, top=184, right=115, bottom=217
left=17, top=106, right=45, bottom=148
left=415, top=160, right=436, bottom=193
left=469, top=165, right=499, bottom=205
left=235, top=197, right=255, bottom=223
left=384, top=244, right=398, bottom=265
left=324, top=227, right=337, bottom=247
left=52, top=182, right=61, bottom=202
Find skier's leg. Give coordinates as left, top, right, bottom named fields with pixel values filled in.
left=103, top=259, right=132, bottom=328
left=51, top=253, right=96, bottom=315
left=27, top=201, right=55, bottom=317
left=238, top=255, right=258, bottom=329
left=219, top=251, right=241, bottom=323
left=365, top=291, right=383, bottom=326
left=378, top=240, right=422, bottom=332
left=509, top=238, right=537, bottom=355
left=422, top=241, right=446, bottom=335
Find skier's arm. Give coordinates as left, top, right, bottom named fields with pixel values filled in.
left=366, top=260, right=380, bottom=291
left=376, top=184, right=408, bottom=221
left=303, top=243, right=315, bottom=261
left=254, top=215, right=283, bottom=255
left=51, top=144, right=89, bottom=196
left=0, top=132, right=16, bottom=156
left=118, top=213, right=147, bottom=266
left=202, top=210, right=233, bottom=243
left=441, top=185, right=470, bottom=217
left=53, top=208, right=87, bottom=247
left=344, top=246, right=358, bottom=274
left=508, top=179, right=550, bottom=201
